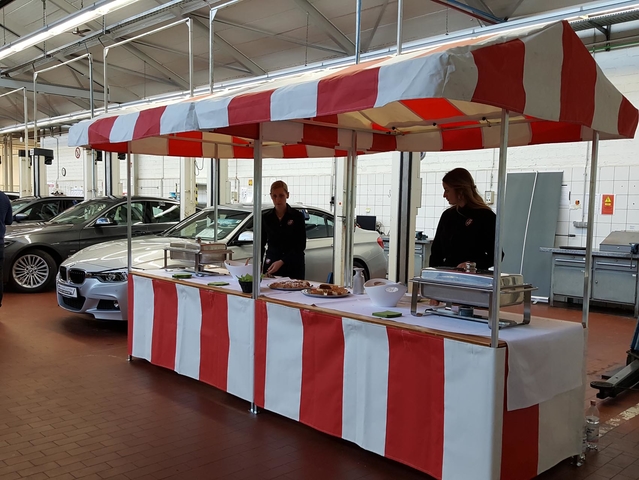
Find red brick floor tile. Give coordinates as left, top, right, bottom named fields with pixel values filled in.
left=3, top=292, right=639, bottom=480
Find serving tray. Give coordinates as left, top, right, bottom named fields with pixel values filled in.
left=301, top=288, right=350, bottom=299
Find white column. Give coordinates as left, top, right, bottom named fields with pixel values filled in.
left=180, top=157, right=197, bottom=219
left=333, top=156, right=347, bottom=285
left=19, top=147, right=32, bottom=197
left=83, top=149, right=97, bottom=199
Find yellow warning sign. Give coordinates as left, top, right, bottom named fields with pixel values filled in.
left=601, top=194, right=614, bottom=214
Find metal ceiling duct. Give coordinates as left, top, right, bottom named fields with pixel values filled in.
left=570, top=9, right=639, bottom=32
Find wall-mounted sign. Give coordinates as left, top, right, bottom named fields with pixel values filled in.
left=248, top=179, right=253, bottom=186
left=602, top=194, right=614, bottom=215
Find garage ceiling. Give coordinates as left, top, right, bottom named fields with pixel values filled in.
left=0, top=0, right=638, bottom=133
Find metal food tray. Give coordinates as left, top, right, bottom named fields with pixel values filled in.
left=168, top=240, right=230, bottom=264
left=410, top=268, right=536, bottom=328
left=164, top=240, right=233, bottom=275
left=418, top=269, right=526, bottom=307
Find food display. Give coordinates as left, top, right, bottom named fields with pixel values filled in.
left=269, top=280, right=312, bottom=291
left=302, top=283, right=350, bottom=298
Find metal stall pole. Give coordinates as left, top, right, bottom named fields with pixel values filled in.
left=126, top=147, right=133, bottom=362
left=213, top=157, right=219, bottom=242
left=250, top=126, right=263, bottom=415
left=490, top=110, right=510, bottom=347
left=355, top=0, right=362, bottom=64
left=396, top=0, right=404, bottom=55
left=126, top=149, right=132, bottom=276
left=582, top=132, right=600, bottom=328
left=343, top=131, right=357, bottom=287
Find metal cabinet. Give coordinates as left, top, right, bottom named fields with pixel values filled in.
left=592, top=257, right=638, bottom=306
left=550, top=252, right=639, bottom=316
left=550, top=255, right=586, bottom=299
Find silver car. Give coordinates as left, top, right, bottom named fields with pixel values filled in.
left=56, top=204, right=388, bottom=321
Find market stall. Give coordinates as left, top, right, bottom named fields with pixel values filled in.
left=69, top=20, right=638, bottom=480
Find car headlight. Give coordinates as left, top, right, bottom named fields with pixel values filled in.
left=89, top=271, right=128, bottom=283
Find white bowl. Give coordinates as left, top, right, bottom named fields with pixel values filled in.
left=364, top=278, right=408, bottom=307
left=224, top=259, right=255, bottom=280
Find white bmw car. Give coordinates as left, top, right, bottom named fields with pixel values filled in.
left=56, top=204, right=388, bottom=321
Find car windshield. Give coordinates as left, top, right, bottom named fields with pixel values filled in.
left=163, top=208, right=250, bottom=240
left=49, top=200, right=112, bottom=225
left=11, top=199, right=32, bottom=213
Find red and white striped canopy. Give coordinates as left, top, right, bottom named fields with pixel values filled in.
left=69, top=21, right=638, bottom=158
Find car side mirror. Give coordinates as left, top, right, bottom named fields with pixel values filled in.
left=14, top=213, right=27, bottom=222
left=95, top=217, right=115, bottom=226
left=237, top=231, right=253, bottom=243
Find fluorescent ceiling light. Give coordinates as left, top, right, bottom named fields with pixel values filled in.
left=0, top=0, right=138, bottom=61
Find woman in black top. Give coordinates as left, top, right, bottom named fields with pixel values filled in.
left=429, top=168, right=498, bottom=271
left=261, top=180, right=307, bottom=279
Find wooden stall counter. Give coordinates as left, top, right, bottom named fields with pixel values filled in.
left=128, top=270, right=584, bottom=480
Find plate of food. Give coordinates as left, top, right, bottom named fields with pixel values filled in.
left=302, top=284, right=350, bottom=298
left=268, top=280, right=312, bottom=291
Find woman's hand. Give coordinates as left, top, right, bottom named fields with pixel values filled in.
left=267, top=259, right=284, bottom=275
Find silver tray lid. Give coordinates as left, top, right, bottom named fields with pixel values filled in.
left=599, top=230, right=639, bottom=252
left=420, top=268, right=524, bottom=288
left=169, top=240, right=227, bottom=252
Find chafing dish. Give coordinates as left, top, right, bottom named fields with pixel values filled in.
left=164, top=238, right=233, bottom=274
left=410, top=268, right=536, bottom=328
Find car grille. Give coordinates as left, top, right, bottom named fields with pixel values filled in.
left=68, top=269, right=86, bottom=285
left=61, top=295, right=85, bottom=311
left=59, top=266, right=67, bottom=281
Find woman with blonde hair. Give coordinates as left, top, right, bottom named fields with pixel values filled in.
left=261, top=180, right=307, bottom=279
left=429, top=168, right=499, bottom=270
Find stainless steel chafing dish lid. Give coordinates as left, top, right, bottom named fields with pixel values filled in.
left=420, top=268, right=524, bottom=289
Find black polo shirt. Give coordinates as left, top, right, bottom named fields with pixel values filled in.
left=261, top=204, right=307, bottom=279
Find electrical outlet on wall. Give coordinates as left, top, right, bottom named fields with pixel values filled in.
left=484, top=190, right=494, bottom=204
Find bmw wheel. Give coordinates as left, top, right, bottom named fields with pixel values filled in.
left=10, top=249, right=57, bottom=293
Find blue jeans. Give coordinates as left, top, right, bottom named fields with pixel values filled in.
left=0, top=242, right=4, bottom=307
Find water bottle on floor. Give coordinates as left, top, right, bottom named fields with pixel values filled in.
left=585, top=400, right=600, bottom=450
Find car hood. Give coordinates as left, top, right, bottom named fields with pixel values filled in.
left=61, top=235, right=175, bottom=272
left=5, top=222, right=74, bottom=238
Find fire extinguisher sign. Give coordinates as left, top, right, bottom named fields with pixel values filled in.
left=601, top=194, right=614, bottom=214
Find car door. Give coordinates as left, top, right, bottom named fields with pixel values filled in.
left=78, top=201, right=149, bottom=251
left=145, top=200, right=181, bottom=234
left=302, top=208, right=335, bottom=283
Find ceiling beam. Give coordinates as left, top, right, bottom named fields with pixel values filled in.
left=0, top=0, right=211, bottom=78
left=363, top=0, right=389, bottom=52
left=131, top=38, right=254, bottom=73
left=292, top=0, right=355, bottom=55
left=200, top=15, right=345, bottom=55
left=465, top=0, right=496, bottom=17
left=0, top=77, right=99, bottom=99
left=429, top=0, right=504, bottom=24
left=120, top=43, right=189, bottom=90
left=191, top=16, right=265, bottom=76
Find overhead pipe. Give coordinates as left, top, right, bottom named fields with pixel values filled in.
left=0, top=87, right=27, bottom=193
left=104, top=18, right=193, bottom=113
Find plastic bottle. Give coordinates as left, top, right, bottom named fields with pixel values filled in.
left=352, top=268, right=365, bottom=295
left=585, top=400, right=600, bottom=450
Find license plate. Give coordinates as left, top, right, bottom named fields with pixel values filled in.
left=57, top=284, right=77, bottom=298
